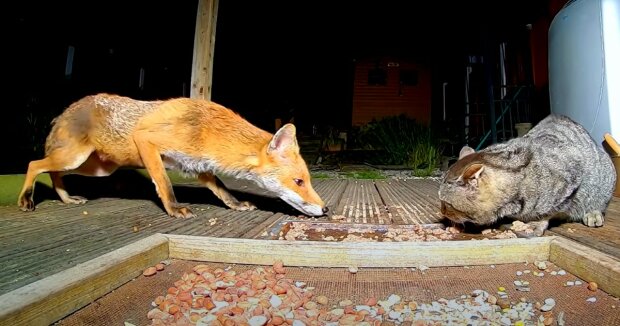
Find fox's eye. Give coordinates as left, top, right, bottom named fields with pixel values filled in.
left=294, top=178, right=304, bottom=186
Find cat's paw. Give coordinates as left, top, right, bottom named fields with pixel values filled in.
left=582, top=210, right=604, bottom=227
left=511, top=220, right=548, bottom=238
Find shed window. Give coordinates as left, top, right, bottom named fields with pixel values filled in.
left=368, top=68, right=387, bottom=86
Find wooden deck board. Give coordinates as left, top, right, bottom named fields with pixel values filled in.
left=312, top=179, right=348, bottom=212
left=335, top=180, right=390, bottom=224
left=1, top=178, right=619, bottom=299
left=548, top=196, right=620, bottom=260
left=0, top=197, right=283, bottom=295
left=375, top=179, right=442, bottom=224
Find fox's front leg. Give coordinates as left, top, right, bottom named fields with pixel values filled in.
left=198, top=173, right=256, bottom=211
left=133, top=133, right=195, bottom=218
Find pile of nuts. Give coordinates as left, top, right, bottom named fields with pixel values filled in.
left=146, top=262, right=564, bottom=326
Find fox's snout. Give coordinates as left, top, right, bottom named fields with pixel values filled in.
left=277, top=185, right=327, bottom=217
left=305, top=188, right=328, bottom=216
left=296, top=193, right=328, bottom=217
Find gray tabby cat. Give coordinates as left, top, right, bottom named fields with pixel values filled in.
left=438, top=114, right=616, bottom=237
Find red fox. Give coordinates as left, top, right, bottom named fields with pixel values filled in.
left=18, top=93, right=328, bottom=218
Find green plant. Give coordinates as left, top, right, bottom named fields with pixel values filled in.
left=343, top=169, right=386, bottom=179
left=311, top=172, right=332, bottom=179
left=410, top=141, right=441, bottom=177
left=320, top=125, right=344, bottom=151
left=358, top=115, right=442, bottom=175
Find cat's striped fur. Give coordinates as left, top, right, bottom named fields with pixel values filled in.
left=439, top=114, right=616, bottom=236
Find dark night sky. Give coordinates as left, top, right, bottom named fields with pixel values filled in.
left=3, top=0, right=549, bottom=162
left=213, top=0, right=547, bottom=128
left=0, top=0, right=551, bottom=173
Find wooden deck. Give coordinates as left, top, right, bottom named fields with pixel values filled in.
left=1, top=177, right=619, bottom=297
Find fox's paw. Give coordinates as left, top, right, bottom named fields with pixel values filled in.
left=230, top=201, right=257, bottom=211
left=582, top=210, right=604, bottom=227
left=62, top=196, right=88, bottom=205
left=168, top=204, right=196, bottom=219
left=18, top=196, right=35, bottom=212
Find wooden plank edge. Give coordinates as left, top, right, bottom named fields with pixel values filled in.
left=0, top=234, right=169, bottom=326
left=165, top=234, right=554, bottom=268
left=549, top=237, right=620, bottom=298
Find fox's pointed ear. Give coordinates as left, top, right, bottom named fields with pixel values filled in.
left=459, top=146, right=476, bottom=159
left=268, top=123, right=298, bottom=154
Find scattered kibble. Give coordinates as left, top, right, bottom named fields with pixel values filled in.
left=588, top=282, right=598, bottom=291
left=543, top=316, right=554, bottom=325
left=142, top=267, right=157, bottom=277
left=540, top=298, right=556, bottom=311
left=557, top=311, right=566, bottom=326
left=272, top=260, right=286, bottom=274
left=143, top=262, right=575, bottom=325
left=316, top=295, right=329, bottom=305
left=286, top=222, right=462, bottom=242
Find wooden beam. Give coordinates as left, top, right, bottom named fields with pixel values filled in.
left=0, top=234, right=169, bottom=326
left=166, top=234, right=553, bottom=268
left=190, top=0, right=219, bottom=100
left=549, top=237, right=620, bottom=298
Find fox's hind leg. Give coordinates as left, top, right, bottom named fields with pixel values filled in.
left=49, top=172, right=87, bottom=205
left=18, top=145, right=94, bottom=211
left=49, top=152, right=119, bottom=205
left=198, top=173, right=257, bottom=211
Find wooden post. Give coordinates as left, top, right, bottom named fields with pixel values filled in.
left=190, top=0, right=219, bottom=100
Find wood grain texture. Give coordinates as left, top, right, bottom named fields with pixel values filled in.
left=549, top=237, right=620, bottom=298
left=166, top=234, right=553, bottom=268
left=190, top=0, right=219, bottom=99
left=0, top=234, right=168, bottom=326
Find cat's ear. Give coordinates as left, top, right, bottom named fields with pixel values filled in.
left=459, top=146, right=476, bottom=159
left=460, top=163, right=484, bottom=186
